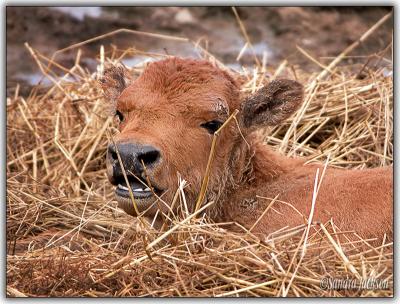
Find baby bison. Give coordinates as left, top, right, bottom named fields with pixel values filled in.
left=100, top=57, right=393, bottom=241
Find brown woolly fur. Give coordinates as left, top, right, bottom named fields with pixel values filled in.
left=102, top=57, right=392, bottom=242
left=7, top=22, right=392, bottom=297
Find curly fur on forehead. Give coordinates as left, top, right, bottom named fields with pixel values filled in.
left=125, top=57, right=241, bottom=110
left=141, top=57, right=237, bottom=87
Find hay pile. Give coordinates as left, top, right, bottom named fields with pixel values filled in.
left=6, top=33, right=392, bottom=297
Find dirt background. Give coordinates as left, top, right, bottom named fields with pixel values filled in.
left=6, top=6, right=393, bottom=96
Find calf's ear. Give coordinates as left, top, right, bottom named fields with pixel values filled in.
left=98, top=64, right=133, bottom=103
left=241, top=79, right=304, bottom=129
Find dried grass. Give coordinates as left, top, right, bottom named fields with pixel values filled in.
left=6, top=20, right=393, bottom=297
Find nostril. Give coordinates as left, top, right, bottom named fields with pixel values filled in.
left=138, top=149, right=160, bottom=167
left=111, top=151, right=118, bottom=161
left=108, top=145, right=118, bottom=162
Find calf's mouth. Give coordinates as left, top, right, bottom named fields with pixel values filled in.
left=112, top=174, right=164, bottom=215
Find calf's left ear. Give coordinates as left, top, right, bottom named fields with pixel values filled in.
left=241, top=79, right=304, bottom=129
left=99, top=64, right=133, bottom=103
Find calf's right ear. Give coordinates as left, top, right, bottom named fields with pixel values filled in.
left=98, top=64, right=133, bottom=103
left=241, top=79, right=304, bottom=130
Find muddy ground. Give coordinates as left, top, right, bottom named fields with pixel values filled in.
left=6, top=6, right=393, bottom=96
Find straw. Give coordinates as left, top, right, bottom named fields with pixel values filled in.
left=7, top=17, right=392, bottom=296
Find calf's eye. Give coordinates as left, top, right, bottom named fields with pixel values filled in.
left=201, top=120, right=223, bottom=134
left=115, top=110, right=124, bottom=122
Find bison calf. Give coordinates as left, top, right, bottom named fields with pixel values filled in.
left=100, top=57, right=393, bottom=240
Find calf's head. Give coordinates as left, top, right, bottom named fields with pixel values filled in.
left=100, top=58, right=303, bottom=218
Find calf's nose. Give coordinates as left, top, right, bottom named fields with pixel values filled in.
left=107, top=142, right=161, bottom=173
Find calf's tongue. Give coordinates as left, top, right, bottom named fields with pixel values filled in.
left=119, top=180, right=151, bottom=192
